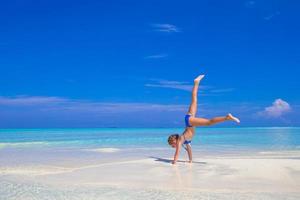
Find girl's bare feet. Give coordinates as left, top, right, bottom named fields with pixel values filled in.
left=226, top=113, right=240, bottom=123
left=194, top=74, right=205, bottom=84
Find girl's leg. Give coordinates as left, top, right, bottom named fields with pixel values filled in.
left=189, top=113, right=240, bottom=126
left=187, top=75, right=205, bottom=116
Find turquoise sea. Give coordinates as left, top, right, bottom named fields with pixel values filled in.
left=1, top=127, right=300, bottom=151
left=1, top=127, right=300, bottom=200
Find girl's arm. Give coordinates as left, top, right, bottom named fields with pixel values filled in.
left=186, top=144, right=192, bottom=163
left=172, top=141, right=182, bottom=164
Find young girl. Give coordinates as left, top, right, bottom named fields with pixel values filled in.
left=168, top=75, right=240, bottom=164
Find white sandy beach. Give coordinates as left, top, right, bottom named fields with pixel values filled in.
left=1, top=147, right=300, bottom=200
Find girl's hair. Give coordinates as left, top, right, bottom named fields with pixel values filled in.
left=168, top=134, right=179, bottom=145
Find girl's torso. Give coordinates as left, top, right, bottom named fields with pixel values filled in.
left=181, top=127, right=195, bottom=141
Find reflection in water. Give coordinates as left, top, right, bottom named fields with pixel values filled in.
left=173, top=164, right=183, bottom=188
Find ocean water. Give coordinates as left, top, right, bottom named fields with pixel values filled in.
left=0, top=127, right=299, bottom=151
left=1, top=127, right=300, bottom=200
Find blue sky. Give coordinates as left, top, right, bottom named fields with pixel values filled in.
left=0, top=0, right=299, bottom=128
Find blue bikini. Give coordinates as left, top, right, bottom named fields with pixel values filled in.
left=183, top=139, right=191, bottom=145
left=185, top=114, right=193, bottom=127
left=182, top=134, right=192, bottom=150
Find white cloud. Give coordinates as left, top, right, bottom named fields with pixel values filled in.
left=151, top=24, right=180, bottom=33
left=144, top=54, right=168, bottom=59
left=258, top=99, right=291, bottom=118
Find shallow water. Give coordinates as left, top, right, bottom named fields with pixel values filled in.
left=1, top=127, right=300, bottom=151
left=1, top=127, right=300, bottom=200
left=1, top=179, right=300, bottom=200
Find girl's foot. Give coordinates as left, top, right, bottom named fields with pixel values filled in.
left=194, top=74, right=205, bottom=84
left=226, top=113, right=240, bottom=123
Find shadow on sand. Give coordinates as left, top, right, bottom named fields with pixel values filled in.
left=150, top=156, right=207, bottom=164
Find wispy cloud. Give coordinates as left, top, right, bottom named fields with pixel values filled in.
left=0, top=95, right=190, bottom=127
left=210, top=88, right=235, bottom=93
left=151, top=24, right=180, bottom=33
left=145, top=83, right=192, bottom=91
left=145, top=79, right=235, bottom=95
left=244, top=1, right=280, bottom=21
left=257, top=99, right=291, bottom=118
left=144, top=54, right=168, bottom=59
left=1, top=95, right=298, bottom=127
left=245, top=0, right=255, bottom=8
left=264, top=11, right=280, bottom=21
left=145, top=80, right=194, bottom=92
left=0, top=96, right=187, bottom=113
left=0, top=96, right=67, bottom=106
